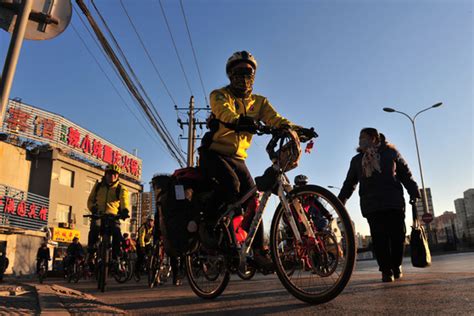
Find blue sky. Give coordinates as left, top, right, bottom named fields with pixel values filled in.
left=1, top=0, right=472, bottom=235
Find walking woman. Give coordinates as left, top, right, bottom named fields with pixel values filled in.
left=338, top=128, right=420, bottom=282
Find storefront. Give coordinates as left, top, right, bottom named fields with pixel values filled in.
left=50, top=226, right=81, bottom=271
left=1, top=99, right=144, bottom=275
left=0, top=184, right=50, bottom=274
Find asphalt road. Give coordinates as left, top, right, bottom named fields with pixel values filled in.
left=50, top=252, right=474, bottom=315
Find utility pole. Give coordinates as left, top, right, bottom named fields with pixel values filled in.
left=176, top=96, right=209, bottom=167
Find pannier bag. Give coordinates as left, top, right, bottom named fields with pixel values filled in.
left=153, top=167, right=206, bottom=257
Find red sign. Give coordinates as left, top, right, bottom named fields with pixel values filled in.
left=2, top=101, right=142, bottom=180
left=0, top=184, right=50, bottom=231
left=422, top=213, right=434, bottom=224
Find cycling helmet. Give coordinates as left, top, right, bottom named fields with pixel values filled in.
left=294, top=174, right=308, bottom=187
left=226, top=51, right=258, bottom=76
left=277, top=129, right=302, bottom=172
left=105, top=163, right=121, bottom=174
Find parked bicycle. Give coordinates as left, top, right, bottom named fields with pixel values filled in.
left=184, top=124, right=356, bottom=304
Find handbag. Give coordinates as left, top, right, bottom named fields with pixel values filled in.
left=410, top=202, right=432, bottom=268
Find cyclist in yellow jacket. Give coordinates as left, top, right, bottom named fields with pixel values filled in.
left=135, top=215, right=154, bottom=280
left=199, top=51, right=295, bottom=271
left=87, top=164, right=130, bottom=261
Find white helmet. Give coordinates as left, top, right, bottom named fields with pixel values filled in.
left=226, top=51, right=258, bottom=76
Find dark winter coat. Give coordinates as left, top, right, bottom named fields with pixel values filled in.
left=338, top=142, right=420, bottom=217
left=36, top=247, right=51, bottom=260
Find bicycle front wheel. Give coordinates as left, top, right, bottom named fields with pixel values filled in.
left=270, top=185, right=356, bottom=304
left=148, top=249, right=160, bottom=288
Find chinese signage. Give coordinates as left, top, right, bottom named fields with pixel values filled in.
left=0, top=184, right=49, bottom=231
left=51, top=227, right=80, bottom=243
left=1, top=100, right=142, bottom=181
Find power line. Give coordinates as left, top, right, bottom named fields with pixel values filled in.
left=118, top=0, right=178, bottom=107
left=157, top=0, right=194, bottom=96
left=70, top=21, right=167, bottom=153
left=179, top=0, right=208, bottom=106
left=73, top=5, right=159, bottom=135
left=76, top=0, right=186, bottom=167
left=89, top=0, right=184, bottom=164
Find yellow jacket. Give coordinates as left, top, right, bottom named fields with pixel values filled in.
left=209, top=86, right=293, bottom=159
left=137, top=224, right=154, bottom=248
left=87, top=180, right=130, bottom=216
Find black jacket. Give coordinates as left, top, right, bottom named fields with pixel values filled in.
left=36, top=247, right=51, bottom=260
left=338, top=143, right=420, bottom=217
left=67, top=243, right=84, bottom=258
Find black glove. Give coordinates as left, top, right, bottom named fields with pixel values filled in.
left=91, top=205, right=98, bottom=215
left=235, top=115, right=257, bottom=133
left=295, top=127, right=318, bottom=141
left=118, top=209, right=130, bottom=220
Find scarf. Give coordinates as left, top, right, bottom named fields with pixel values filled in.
left=361, top=144, right=381, bottom=178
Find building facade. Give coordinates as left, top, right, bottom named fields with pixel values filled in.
left=0, top=100, right=143, bottom=275
left=454, top=189, right=474, bottom=244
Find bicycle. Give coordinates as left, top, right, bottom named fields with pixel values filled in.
left=84, top=213, right=121, bottom=292
left=65, top=256, right=86, bottom=283
left=37, top=259, right=48, bottom=284
left=148, top=239, right=172, bottom=288
left=185, top=124, right=356, bottom=304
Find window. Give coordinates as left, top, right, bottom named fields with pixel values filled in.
left=59, top=168, right=74, bottom=187
left=86, top=178, right=97, bottom=194
left=56, top=204, right=71, bottom=223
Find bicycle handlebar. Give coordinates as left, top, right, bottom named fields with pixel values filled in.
left=255, top=123, right=318, bottom=142
left=83, top=213, right=118, bottom=219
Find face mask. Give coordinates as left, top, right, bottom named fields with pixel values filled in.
left=229, top=67, right=255, bottom=97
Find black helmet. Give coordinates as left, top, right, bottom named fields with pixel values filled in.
left=294, top=174, right=308, bottom=187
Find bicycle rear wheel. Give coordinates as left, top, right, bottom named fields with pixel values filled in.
left=270, top=185, right=356, bottom=304
left=114, top=257, right=130, bottom=284
left=185, top=242, right=230, bottom=299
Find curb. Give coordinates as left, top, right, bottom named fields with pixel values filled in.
left=29, top=283, right=70, bottom=316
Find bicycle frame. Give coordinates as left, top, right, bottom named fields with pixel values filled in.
left=219, top=163, right=317, bottom=264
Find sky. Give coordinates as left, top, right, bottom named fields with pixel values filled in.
left=1, top=0, right=472, bottom=236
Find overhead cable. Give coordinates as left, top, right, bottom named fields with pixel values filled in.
left=90, top=1, right=180, bottom=157
left=71, top=21, right=167, bottom=153
left=89, top=0, right=184, bottom=164
left=76, top=0, right=186, bottom=167
left=179, top=0, right=209, bottom=106
left=118, top=0, right=178, bottom=107
left=157, top=0, right=194, bottom=96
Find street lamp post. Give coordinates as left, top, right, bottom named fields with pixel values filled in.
left=383, top=102, right=442, bottom=216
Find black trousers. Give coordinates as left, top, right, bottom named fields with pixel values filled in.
left=366, top=209, right=406, bottom=274
left=199, top=149, right=264, bottom=249
left=87, top=218, right=123, bottom=260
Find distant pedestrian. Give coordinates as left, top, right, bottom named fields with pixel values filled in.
left=338, top=128, right=420, bottom=282
left=36, top=243, right=51, bottom=274
left=0, top=250, right=9, bottom=282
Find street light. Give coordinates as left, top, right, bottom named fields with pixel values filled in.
left=383, top=102, right=443, bottom=215
left=327, top=185, right=341, bottom=191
